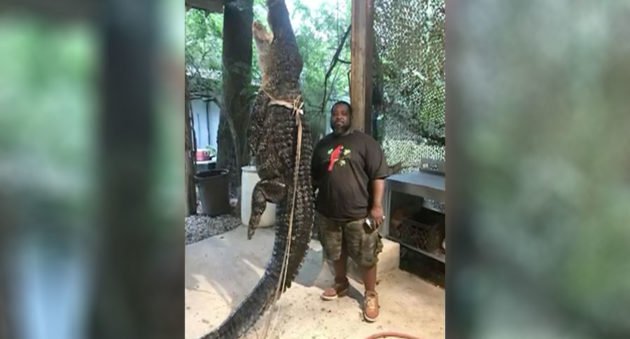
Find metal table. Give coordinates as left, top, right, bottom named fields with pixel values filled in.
left=382, top=171, right=446, bottom=263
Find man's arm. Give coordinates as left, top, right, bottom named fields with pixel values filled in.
left=311, top=144, right=321, bottom=195
left=369, top=178, right=385, bottom=228
left=311, top=168, right=319, bottom=190
left=365, top=135, right=388, bottom=228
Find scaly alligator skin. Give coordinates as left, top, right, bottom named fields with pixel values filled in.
left=203, top=1, right=314, bottom=338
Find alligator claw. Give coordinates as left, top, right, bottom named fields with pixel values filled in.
left=248, top=225, right=256, bottom=240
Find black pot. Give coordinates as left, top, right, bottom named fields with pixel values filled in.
left=194, top=169, right=230, bottom=216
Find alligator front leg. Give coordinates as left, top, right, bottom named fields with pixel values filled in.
left=248, top=179, right=286, bottom=239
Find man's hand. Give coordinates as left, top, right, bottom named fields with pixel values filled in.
left=369, top=205, right=385, bottom=229
left=369, top=179, right=386, bottom=229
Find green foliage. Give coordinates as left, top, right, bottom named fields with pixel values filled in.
left=185, top=1, right=352, bottom=140
left=291, top=0, right=351, bottom=140
left=185, top=9, right=223, bottom=98
left=185, top=9, right=223, bottom=72
left=184, top=5, right=269, bottom=97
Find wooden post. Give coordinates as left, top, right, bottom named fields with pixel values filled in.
left=350, top=0, right=375, bottom=135
left=185, top=77, right=197, bottom=215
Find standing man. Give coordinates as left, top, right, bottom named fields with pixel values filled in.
left=311, top=100, right=389, bottom=322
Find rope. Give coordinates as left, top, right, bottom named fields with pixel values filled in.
left=263, top=89, right=305, bottom=115
left=260, top=93, right=304, bottom=339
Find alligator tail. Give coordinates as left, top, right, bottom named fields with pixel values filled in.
left=203, top=119, right=313, bottom=339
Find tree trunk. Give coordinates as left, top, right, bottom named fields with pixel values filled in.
left=216, top=0, right=254, bottom=193
left=185, top=77, right=197, bottom=215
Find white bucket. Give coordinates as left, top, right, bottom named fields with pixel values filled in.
left=241, top=166, right=277, bottom=227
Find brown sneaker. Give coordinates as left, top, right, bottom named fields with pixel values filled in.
left=320, top=278, right=350, bottom=301
left=363, top=291, right=380, bottom=322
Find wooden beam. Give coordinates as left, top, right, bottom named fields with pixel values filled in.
left=186, top=0, right=223, bottom=13
left=350, top=0, right=375, bottom=135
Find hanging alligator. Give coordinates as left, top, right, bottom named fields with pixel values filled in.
left=203, top=0, right=314, bottom=338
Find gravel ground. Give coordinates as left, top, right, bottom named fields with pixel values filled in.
left=185, top=214, right=243, bottom=245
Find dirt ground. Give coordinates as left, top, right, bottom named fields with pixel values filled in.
left=185, top=225, right=444, bottom=339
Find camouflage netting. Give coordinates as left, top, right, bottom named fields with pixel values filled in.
left=374, top=0, right=445, bottom=169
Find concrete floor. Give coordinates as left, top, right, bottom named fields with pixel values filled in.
left=185, top=225, right=444, bottom=339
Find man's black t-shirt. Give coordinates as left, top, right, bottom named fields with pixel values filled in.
left=311, top=130, right=389, bottom=221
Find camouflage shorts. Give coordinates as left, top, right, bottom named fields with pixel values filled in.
left=316, top=212, right=383, bottom=268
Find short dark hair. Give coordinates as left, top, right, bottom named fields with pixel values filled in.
left=330, top=100, right=352, bottom=115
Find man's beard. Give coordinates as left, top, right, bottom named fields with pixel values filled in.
left=331, top=121, right=351, bottom=135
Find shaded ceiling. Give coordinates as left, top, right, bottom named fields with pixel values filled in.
left=185, top=0, right=223, bottom=13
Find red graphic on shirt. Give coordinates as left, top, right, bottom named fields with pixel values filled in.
left=327, top=145, right=343, bottom=171
left=327, top=145, right=352, bottom=172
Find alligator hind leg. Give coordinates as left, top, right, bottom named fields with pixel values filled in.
left=248, top=179, right=286, bottom=239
